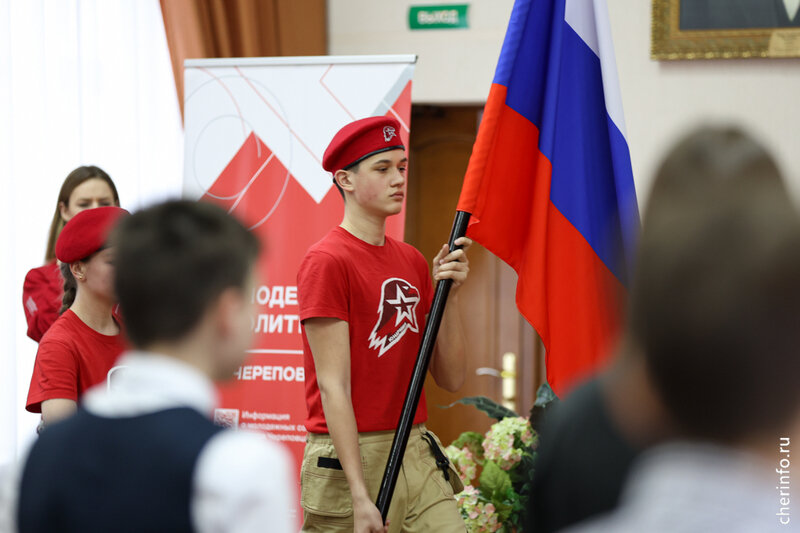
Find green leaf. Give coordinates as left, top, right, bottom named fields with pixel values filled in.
left=443, top=396, right=519, bottom=420
left=508, top=491, right=526, bottom=531
left=479, top=460, right=512, bottom=502
left=534, top=382, right=558, bottom=407
left=494, top=499, right=514, bottom=523
left=452, top=430, right=482, bottom=449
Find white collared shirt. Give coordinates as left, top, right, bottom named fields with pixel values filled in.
left=0, top=352, right=297, bottom=533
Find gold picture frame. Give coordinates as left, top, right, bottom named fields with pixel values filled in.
left=652, top=0, right=800, bottom=60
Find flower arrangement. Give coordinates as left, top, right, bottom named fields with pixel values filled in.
left=444, top=385, right=557, bottom=532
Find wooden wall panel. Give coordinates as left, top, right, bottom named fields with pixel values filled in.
left=406, top=105, right=545, bottom=445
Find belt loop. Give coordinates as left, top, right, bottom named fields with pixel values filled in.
left=421, top=431, right=450, bottom=483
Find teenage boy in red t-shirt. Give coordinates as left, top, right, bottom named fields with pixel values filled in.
left=297, top=116, right=471, bottom=533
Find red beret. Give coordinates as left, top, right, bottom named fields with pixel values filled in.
left=56, top=206, right=129, bottom=263
left=322, top=116, right=405, bottom=173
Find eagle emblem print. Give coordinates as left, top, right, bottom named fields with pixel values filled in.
left=383, top=125, right=397, bottom=142
left=369, top=277, right=420, bottom=356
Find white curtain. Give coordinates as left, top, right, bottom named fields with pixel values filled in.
left=0, top=0, right=184, bottom=466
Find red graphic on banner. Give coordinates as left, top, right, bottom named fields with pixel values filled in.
left=200, top=82, right=414, bottom=473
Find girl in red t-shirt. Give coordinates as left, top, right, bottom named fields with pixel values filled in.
left=22, top=166, right=120, bottom=342
left=26, top=206, right=128, bottom=428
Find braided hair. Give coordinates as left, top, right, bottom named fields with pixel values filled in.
left=59, top=261, right=77, bottom=314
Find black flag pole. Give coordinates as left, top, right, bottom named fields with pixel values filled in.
left=375, top=210, right=472, bottom=520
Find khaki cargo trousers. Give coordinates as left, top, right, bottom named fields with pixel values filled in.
left=301, top=424, right=465, bottom=532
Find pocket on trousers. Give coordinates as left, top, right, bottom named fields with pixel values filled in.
left=300, top=445, right=365, bottom=518
left=447, top=461, right=465, bottom=494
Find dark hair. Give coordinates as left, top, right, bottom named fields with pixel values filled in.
left=45, top=166, right=119, bottom=262
left=630, top=126, right=800, bottom=443
left=59, top=262, right=76, bottom=314
left=59, top=250, right=105, bottom=313
left=112, top=200, right=260, bottom=347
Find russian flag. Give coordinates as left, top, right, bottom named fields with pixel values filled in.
left=457, top=0, right=639, bottom=397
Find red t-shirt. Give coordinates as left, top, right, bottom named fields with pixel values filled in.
left=22, top=262, right=62, bottom=342
left=298, top=226, right=434, bottom=433
left=26, top=309, right=126, bottom=413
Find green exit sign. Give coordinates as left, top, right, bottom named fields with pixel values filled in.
left=409, top=4, right=469, bottom=30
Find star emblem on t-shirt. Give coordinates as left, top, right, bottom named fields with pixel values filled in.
left=369, top=277, right=421, bottom=357
left=386, top=284, right=420, bottom=327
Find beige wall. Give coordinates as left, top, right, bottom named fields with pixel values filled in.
left=329, top=0, right=800, bottom=204
left=328, top=0, right=514, bottom=104
left=609, top=1, right=800, bottom=206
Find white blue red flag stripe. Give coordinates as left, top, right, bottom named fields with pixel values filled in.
left=457, top=0, right=639, bottom=396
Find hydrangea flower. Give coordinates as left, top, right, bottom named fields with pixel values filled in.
left=445, top=444, right=478, bottom=485
left=448, top=390, right=556, bottom=531
left=456, top=484, right=480, bottom=511
left=456, top=486, right=502, bottom=532
left=483, top=416, right=537, bottom=470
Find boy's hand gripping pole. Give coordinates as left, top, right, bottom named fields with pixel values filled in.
left=375, top=210, right=471, bottom=520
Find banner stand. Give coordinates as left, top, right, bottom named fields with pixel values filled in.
left=183, top=54, right=417, bottom=518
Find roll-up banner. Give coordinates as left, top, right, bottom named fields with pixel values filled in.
left=182, top=55, right=416, bottom=471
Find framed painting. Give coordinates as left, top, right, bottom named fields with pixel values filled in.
left=652, top=0, right=800, bottom=59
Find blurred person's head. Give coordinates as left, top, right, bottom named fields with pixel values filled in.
left=112, top=201, right=260, bottom=380
left=629, top=126, right=800, bottom=446
left=46, top=165, right=120, bottom=262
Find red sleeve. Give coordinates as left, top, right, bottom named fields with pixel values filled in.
left=22, top=266, right=61, bottom=342
left=297, top=249, right=350, bottom=323
left=26, top=338, right=80, bottom=413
